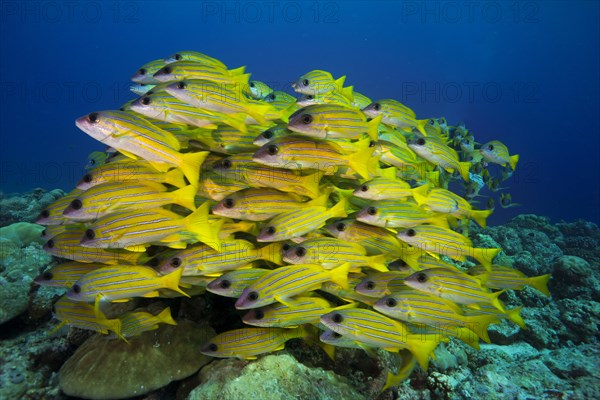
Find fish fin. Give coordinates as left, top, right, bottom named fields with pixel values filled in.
left=162, top=267, right=190, bottom=298
left=185, top=202, right=222, bottom=250
left=346, top=146, right=376, bottom=179
left=124, top=245, right=147, bottom=252
left=528, top=274, right=551, bottom=297
left=180, top=151, right=209, bottom=188
left=147, top=160, right=171, bottom=172
left=509, top=154, right=520, bottom=170
left=157, top=307, right=178, bottom=325
left=428, top=214, right=450, bottom=228
left=170, top=185, right=197, bottom=211
left=141, top=291, right=160, bottom=298
left=244, top=103, right=274, bottom=125
left=489, top=290, right=506, bottom=313
left=328, top=198, right=348, bottom=219
left=468, top=209, right=493, bottom=228
left=300, top=171, right=325, bottom=198
left=258, top=242, right=284, bottom=265
left=411, top=183, right=430, bottom=206
left=341, top=85, right=354, bottom=101
left=472, top=248, right=501, bottom=271
left=49, top=321, right=67, bottom=335
left=306, top=193, right=330, bottom=207
left=319, top=343, right=336, bottom=361
left=366, top=114, right=382, bottom=141
left=335, top=75, right=346, bottom=91
left=457, top=161, right=471, bottom=181
left=328, top=262, right=351, bottom=290
left=274, top=295, right=297, bottom=308
left=164, top=168, right=187, bottom=188
left=415, top=119, right=429, bottom=135
left=464, top=314, right=499, bottom=343
left=379, top=166, right=397, bottom=180
left=506, top=306, right=527, bottom=329
left=228, top=66, right=246, bottom=75
left=355, top=341, right=379, bottom=358
left=453, top=326, right=481, bottom=350
left=406, top=333, right=440, bottom=371
left=381, top=352, right=417, bottom=391
left=367, top=254, right=389, bottom=272
left=220, top=113, right=248, bottom=133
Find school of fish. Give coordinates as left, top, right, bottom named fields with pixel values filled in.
left=36, top=51, right=549, bottom=388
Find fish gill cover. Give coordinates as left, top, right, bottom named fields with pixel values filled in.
left=34, top=50, right=552, bottom=398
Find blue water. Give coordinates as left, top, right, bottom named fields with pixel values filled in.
left=0, top=1, right=598, bottom=224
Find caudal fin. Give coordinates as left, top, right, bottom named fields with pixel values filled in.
left=347, top=147, right=376, bottom=179
left=328, top=262, right=351, bottom=290
left=457, top=161, right=471, bottom=182
left=156, top=307, right=177, bottom=325
left=509, top=154, right=520, bottom=170
left=472, top=247, right=501, bottom=271
left=185, top=202, right=221, bottom=250
left=170, top=185, right=197, bottom=211
left=528, top=274, right=551, bottom=297
left=162, top=266, right=190, bottom=298
left=406, top=333, right=441, bottom=370
left=180, top=151, right=209, bottom=188
left=469, top=209, right=493, bottom=228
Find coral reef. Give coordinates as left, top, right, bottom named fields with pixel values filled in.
left=0, top=188, right=64, bottom=228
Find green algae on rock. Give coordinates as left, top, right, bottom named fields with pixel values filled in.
left=59, top=320, right=214, bottom=399
left=188, top=353, right=367, bottom=400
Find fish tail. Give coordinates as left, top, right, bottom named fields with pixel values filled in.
left=220, top=113, right=248, bottom=133
left=346, top=147, right=376, bottom=179
left=506, top=306, right=527, bottom=329
left=428, top=214, right=450, bottom=228
left=276, top=104, right=297, bottom=124
left=156, top=307, right=177, bottom=326
left=306, top=193, right=330, bottom=207
left=381, top=352, right=417, bottom=391
left=406, top=333, right=441, bottom=371
left=472, top=247, right=501, bottom=271
left=258, top=242, right=284, bottom=265
left=416, top=119, right=429, bottom=135
left=367, top=254, right=389, bottom=272
left=163, top=266, right=190, bottom=298
left=180, top=151, right=209, bottom=188
left=328, top=198, right=348, bottom=219
left=463, top=314, right=499, bottom=343
left=509, top=154, right=520, bottom=170
left=451, top=326, right=481, bottom=350
left=488, top=290, right=506, bottom=313
left=468, top=209, right=493, bottom=228
left=411, top=183, right=430, bottom=206
left=170, top=185, right=197, bottom=211
left=528, top=274, right=551, bottom=297
left=244, top=103, right=273, bottom=125
left=341, top=85, right=354, bottom=101
left=328, top=262, right=351, bottom=290
left=301, top=171, right=325, bottom=198
left=366, top=114, right=382, bottom=141
left=164, top=168, right=187, bottom=188
left=185, top=202, right=221, bottom=250
left=457, top=161, right=471, bottom=181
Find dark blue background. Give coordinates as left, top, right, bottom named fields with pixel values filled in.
left=1, top=1, right=598, bottom=224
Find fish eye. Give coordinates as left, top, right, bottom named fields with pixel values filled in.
left=336, top=222, right=346, bottom=232
left=248, top=291, right=259, bottom=301
left=88, top=112, right=100, bottom=123
left=302, top=79, right=309, bottom=86
left=385, top=297, right=397, bottom=307
left=267, top=145, right=279, bottom=156
left=72, top=284, right=81, bottom=294
left=174, top=53, right=182, bottom=61
left=367, top=207, right=377, bottom=216
left=295, top=247, right=307, bottom=257
left=360, top=185, right=369, bottom=192
left=249, top=82, right=255, bottom=88
left=416, top=138, right=426, bottom=146
left=488, top=144, right=494, bottom=150
left=373, top=103, right=381, bottom=111
left=40, top=210, right=50, bottom=218
left=84, top=229, right=95, bottom=240
left=82, top=173, right=93, bottom=183
left=162, top=66, right=172, bottom=74
left=416, top=272, right=428, bottom=283
left=306, top=95, right=314, bottom=100
left=41, top=229, right=47, bottom=237
left=46, top=239, right=55, bottom=249
left=406, top=228, right=416, bottom=237
left=301, top=114, right=313, bottom=124
left=177, top=81, right=186, bottom=90
left=70, top=199, right=83, bottom=210
left=220, top=279, right=231, bottom=289
left=207, top=343, right=218, bottom=352
left=332, top=332, right=342, bottom=338
left=138, top=68, right=147, bottom=76
left=455, top=227, right=464, bottom=234
left=170, top=257, right=182, bottom=267
left=369, top=141, right=376, bottom=147
left=282, top=243, right=291, bottom=251
left=365, top=281, right=375, bottom=290
left=222, top=159, right=233, bottom=169
left=254, top=310, right=264, bottom=320
left=428, top=119, right=435, bottom=125
left=266, top=226, right=276, bottom=235
left=466, top=155, right=473, bottom=161
left=223, top=198, right=235, bottom=209
left=332, top=313, right=344, bottom=323
left=266, top=93, right=275, bottom=101
left=141, top=97, right=151, bottom=105
left=262, top=130, right=273, bottom=139
left=42, top=271, right=53, bottom=281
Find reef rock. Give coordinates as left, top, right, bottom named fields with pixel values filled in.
left=188, top=354, right=366, bottom=400
left=59, top=320, right=214, bottom=399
